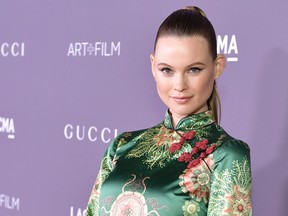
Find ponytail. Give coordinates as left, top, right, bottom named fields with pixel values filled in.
left=208, top=83, right=221, bottom=124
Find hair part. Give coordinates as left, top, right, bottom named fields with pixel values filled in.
left=153, top=6, right=221, bottom=123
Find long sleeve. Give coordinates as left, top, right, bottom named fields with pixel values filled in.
left=207, top=139, right=252, bottom=216
left=86, top=134, right=124, bottom=216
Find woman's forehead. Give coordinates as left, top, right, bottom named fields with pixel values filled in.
left=154, top=36, right=211, bottom=63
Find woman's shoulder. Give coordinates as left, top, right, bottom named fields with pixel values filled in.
left=220, top=136, right=250, bottom=153
left=212, top=125, right=251, bottom=162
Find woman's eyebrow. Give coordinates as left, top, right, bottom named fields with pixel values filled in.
left=157, top=62, right=206, bottom=68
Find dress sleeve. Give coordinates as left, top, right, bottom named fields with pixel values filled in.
left=86, top=133, right=124, bottom=216
left=207, top=139, right=252, bottom=216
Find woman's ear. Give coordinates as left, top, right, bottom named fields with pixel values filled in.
left=150, top=54, right=156, bottom=78
left=214, top=54, right=226, bottom=79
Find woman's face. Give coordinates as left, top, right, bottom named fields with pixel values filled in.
left=150, top=36, right=224, bottom=125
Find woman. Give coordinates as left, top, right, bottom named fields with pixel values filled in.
left=87, top=6, right=252, bottom=216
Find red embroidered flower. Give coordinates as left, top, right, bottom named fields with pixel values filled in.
left=199, top=152, right=207, bottom=159
left=169, top=142, right=182, bottom=153
left=183, top=130, right=195, bottom=139
left=195, top=141, right=208, bottom=150
left=187, top=158, right=201, bottom=168
left=169, top=130, right=218, bottom=169
left=202, top=139, right=208, bottom=145
left=178, top=152, right=192, bottom=162
left=206, top=144, right=216, bottom=154
left=180, top=136, right=186, bottom=143
left=191, top=147, right=199, bottom=155
left=169, top=130, right=196, bottom=153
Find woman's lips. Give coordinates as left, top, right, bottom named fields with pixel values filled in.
left=171, top=96, right=193, bottom=104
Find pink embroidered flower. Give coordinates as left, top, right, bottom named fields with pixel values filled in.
left=179, top=155, right=214, bottom=203
left=224, top=185, right=252, bottom=216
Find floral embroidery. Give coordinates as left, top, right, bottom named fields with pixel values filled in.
left=179, top=140, right=215, bottom=168
left=179, top=155, right=214, bottom=203
left=224, top=185, right=252, bottom=216
left=164, top=110, right=215, bottom=131
left=208, top=156, right=252, bottom=216
left=176, top=135, right=221, bottom=169
left=169, top=130, right=196, bottom=153
left=117, top=132, right=132, bottom=148
left=126, top=125, right=180, bottom=169
left=153, top=125, right=175, bottom=145
left=125, top=110, right=218, bottom=169
left=87, top=153, right=116, bottom=216
left=182, top=200, right=201, bottom=216
left=87, top=110, right=252, bottom=216
left=100, top=175, right=167, bottom=215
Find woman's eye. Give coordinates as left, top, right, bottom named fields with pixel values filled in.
left=160, top=68, right=172, bottom=74
left=188, top=67, right=202, bottom=73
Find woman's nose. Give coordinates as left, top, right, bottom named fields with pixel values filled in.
left=174, top=75, right=188, bottom=92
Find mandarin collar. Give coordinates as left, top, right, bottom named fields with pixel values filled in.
left=163, top=110, right=215, bottom=131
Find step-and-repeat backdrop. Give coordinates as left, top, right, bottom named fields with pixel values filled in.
left=1, top=1, right=287, bottom=215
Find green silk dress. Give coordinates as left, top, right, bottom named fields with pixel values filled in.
left=86, top=110, right=252, bottom=216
